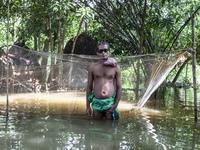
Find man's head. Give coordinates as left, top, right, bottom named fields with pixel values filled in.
left=97, top=42, right=110, bottom=52
left=96, top=42, right=110, bottom=60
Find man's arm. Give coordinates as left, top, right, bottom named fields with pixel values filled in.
left=86, top=64, right=94, bottom=116
left=108, top=65, right=122, bottom=112
left=114, top=65, right=122, bottom=107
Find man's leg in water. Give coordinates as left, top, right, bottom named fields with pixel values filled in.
left=93, top=110, right=113, bottom=120
left=105, top=112, right=113, bottom=120
left=93, top=110, right=104, bottom=119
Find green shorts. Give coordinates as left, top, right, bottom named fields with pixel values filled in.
left=88, top=92, right=117, bottom=112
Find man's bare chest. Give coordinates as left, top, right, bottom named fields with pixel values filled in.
left=93, top=67, right=116, bottom=79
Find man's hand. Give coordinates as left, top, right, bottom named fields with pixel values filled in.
left=106, top=105, right=116, bottom=113
left=86, top=107, right=92, bottom=117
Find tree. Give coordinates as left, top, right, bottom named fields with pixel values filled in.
left=84, top=0, right=200, bottom=56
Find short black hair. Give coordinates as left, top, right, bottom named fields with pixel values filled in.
left=97, top=42, right=110, bottom=50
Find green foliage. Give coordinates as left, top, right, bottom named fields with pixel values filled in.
left=0, top=0, right=200, bottom=88
left=167, top=63, right=200, bottom=85
left=0, top=0, right=200, bottom=60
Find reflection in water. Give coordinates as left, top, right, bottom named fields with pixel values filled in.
left=141, top=112, right=167, bottom=150
left=0, top=88, right=200, bottom=149
left=192, top=122, right=198, bottom=150
left=5, top=112, right=8, bottom=134
left=1, top=114, right=170, bottom=150
left=0, top=115, right=119, bottom=149
left=87, top=120, right=119, bottom=150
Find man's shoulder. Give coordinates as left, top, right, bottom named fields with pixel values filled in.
left=89, top=62, right=98, bottom=67
left=115, top=64, right=121, bottom=70
left=88, top=62, right=98, bottom=70
left=114, top=64, right=121, bottom=74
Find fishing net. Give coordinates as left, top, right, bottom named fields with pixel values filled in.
left=0, top=45, right=190, bottom=112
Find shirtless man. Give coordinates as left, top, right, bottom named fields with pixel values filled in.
left=86, top=42, right=122, bottom=120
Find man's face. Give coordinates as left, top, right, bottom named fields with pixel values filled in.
left=97, top=44, right=110, bottom=60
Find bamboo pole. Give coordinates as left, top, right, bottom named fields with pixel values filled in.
left=6, top=2, right=10, bottom=116
left=191, top=14, right=198, bottom=122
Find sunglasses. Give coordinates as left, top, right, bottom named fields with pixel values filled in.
left=98, top=49, right=109, bottom=53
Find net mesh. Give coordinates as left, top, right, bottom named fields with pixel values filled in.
left=0, top=45, right=190, bottom=111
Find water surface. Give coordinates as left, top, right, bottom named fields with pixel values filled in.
left=0, top=88, right=199, bottom=150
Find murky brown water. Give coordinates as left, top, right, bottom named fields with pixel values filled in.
left=0, top=87, right=199, bottom=150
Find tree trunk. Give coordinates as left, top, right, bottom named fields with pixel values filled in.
left=139, top=0, right=147, bottom=54
left=136, top=0, right=147, bottom=100
left=57, top=10, right=62, bottom=53
left=43, top=15, right=53, bottom=91
left=48, top=14, right=53, bottom=52
left=12, top=14, right=17, bottom=43
left=85, top=21, right=87, bottom=34
left=71, top=17, right=84, bottom=54
left=61, top=10, right=69, bottom=52
left=192, top=15, right=198, bottom=122
left=34, top=36, right=37, bottom=51
left=172, top=58, right=191, bottom=84
left=38, top=33, right=41, bottom=51
left=84, top=0, right=87, bottom=34
left=68, top=17, right=84, bottom=87
left=57, top=10, right=63, bottom=88
left=43, top=39, right=49, bottom=52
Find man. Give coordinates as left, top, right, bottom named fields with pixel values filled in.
left=86, top=42, right=122, bottom=120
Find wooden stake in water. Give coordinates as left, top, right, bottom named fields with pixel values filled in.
left=191, top=14, right=198, bottom=122
left=6, top=3, right=10, bottom=117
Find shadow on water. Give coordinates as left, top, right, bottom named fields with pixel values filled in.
left=0, top=87, right=200, bottom=150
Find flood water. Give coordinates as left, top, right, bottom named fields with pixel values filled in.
left=0, top=87, right=199, bottom=150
